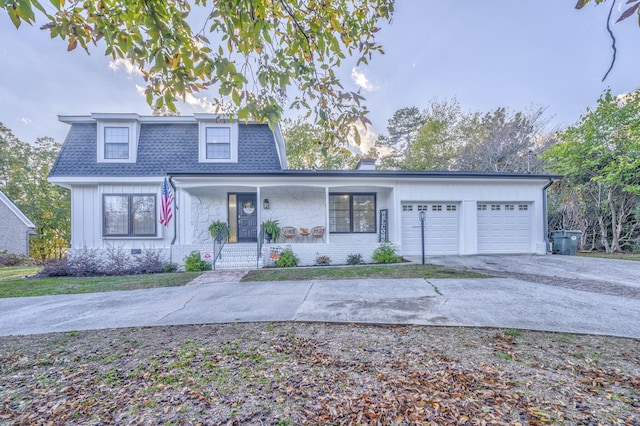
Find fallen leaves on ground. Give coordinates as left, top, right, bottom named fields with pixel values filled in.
left=0, top=324, right=638, bottom=425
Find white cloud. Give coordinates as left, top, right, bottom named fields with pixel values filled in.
left=184, top=93, right=220, bottom=113
left=109, top=58, right=142, bottom=77
left=351, top=67, right=377, bottom=92
left=21, top=117, right=32, bottom=125
left=346, top=120, right=379, bottom=154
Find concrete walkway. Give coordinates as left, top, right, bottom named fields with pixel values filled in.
left=2, top=258, right=640, bottom=338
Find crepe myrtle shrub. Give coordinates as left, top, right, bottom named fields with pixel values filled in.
left=132, top=248, right=165, bottom=274
left=372, top=242, right=402, bottom=264
left=274, top=247, right=299, bottom=268
left=184, top=251, right=212, bottom=272
left=104, top=245, right=136, bottom=275
left=315, top=255, right=331, bottom=266
left=36, top=248, right=104, bottom=277
left=346, top=253, right=363, bottom=265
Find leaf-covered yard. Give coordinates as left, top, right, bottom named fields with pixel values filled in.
left=1, top=323, right=638, bottom=424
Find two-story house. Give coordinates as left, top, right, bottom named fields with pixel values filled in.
left=49, top=113, right=559, bottom=269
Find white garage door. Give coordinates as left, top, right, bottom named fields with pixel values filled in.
left=401, top=203, right=459, bottom=255
left=477, top=203, right=531, bottom=253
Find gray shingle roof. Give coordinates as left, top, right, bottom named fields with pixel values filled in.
left=49, top=122, right=283, bottom=177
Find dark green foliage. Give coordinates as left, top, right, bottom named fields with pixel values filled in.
left=372, top=243, right=402, bottom=264
left=346, top=253, right=363, bottom=265
left=184, top=251, right=212, bottom=272
left=162, top=262, right=179, bottom=273
left=0, top=125, right=70, bottom=262
left=274, top=247, right=299, bottom=268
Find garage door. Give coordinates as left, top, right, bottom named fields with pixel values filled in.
left=401, top=203, right=459, bottom=255
left=477, top=203, right=531, bottom=253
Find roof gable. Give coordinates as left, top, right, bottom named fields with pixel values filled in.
left=0, top=190, right=35, bottom=228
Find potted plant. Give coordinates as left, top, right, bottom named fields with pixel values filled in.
left=262, top=219, right=280, bottom=243
left=208, top=220, right=227, bottom=243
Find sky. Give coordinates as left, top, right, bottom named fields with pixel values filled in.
left=1, top=1, right=640, bottom=146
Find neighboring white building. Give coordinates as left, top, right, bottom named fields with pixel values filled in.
left=0, top=190, right=36, bottom=256
left=50, top=113, right=560, bottom=269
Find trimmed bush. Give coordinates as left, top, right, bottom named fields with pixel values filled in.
left=315, top=255, right=331, bottom=266
left=372, top=243, right=402, bottom=264
left=346, top=253, right=363, bottom=265
left=162, top=262, right=179, bottom=273
left=184, top=251, right=212, bottom=272
left=275, top=247, right=299, bottom=268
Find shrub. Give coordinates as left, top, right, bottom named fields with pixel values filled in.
left=37, top=248, right=103, bottom=277
left=315, top=255, right=331, bottom=266
left=275, top=247, right=299, bottom=268
left=36, top=247, right=171, bottom=277
left=372, top=243, right=402, bottom=264
left=133, top=249, right=164, bottom=274
left=162, top=262, right=179, bottom=273
left=184, top=251, right=212, bottom=272
left=346, top=253, right=363, bottom=265
left=104, top=246, right=135, bottom=275
left=37, top=257, right=71, bottom=277
left=67, top=249, right=104, bottom=276
left=0, top=251, right=31, bottom=267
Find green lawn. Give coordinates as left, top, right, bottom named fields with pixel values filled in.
left=0, top=262, right=486, bottom=298
left=0, top=271, right=201, bottom=298
left=243, top=263, right=487, bottom=281
left=0, top=265, right=41, bottom=281
left=578, top=252, right=640, bottom=261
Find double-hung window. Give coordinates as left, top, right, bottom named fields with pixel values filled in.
left=329, top=193, right=376, bottom=233
left=103, top=194, right=156, bottom=237
left=104, top=127, right=130, bottom=159
left=205, top=127, right=231, bottom=159
left=198, top=119, right=238, bottom=163
left=97, top=120, right=137, bottom=163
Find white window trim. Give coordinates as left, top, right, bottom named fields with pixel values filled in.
left=97, top=121, right=138, bottom=163
left=198, top=121, right=238, bottom=163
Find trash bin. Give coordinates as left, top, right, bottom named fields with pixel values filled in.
left=551, top=230, right=582, bottom=255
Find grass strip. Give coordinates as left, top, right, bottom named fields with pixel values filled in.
left=243, top=263, right=487, bottom=281
left=0, top=272, right=201, bottom=298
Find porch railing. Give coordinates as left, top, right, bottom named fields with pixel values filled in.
left=212, top=223, right=229, bottom=271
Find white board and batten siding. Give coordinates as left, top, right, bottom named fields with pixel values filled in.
left=70, top=184, right=170, bottom=250
left=477, top=202, right=531, bottom=254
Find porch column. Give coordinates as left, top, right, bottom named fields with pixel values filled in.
left=256, top=186, right=261, bottom=236
left=325, top=186, right=330, bottom=244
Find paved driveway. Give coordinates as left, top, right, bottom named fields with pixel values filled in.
left=1, top=254, right=640, bottom=338
left=423, top=254, right=640, bottom=286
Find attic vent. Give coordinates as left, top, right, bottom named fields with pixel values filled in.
left=356, top=158, right=376, bottom=170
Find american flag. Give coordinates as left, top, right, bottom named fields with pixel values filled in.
left=160, top=177, right=174, bottom=226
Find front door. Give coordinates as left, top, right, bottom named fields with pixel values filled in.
left=236, top=193, right=258, bottom=242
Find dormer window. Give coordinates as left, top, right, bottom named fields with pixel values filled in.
left=97, top=121, right=138, bottom=163
left=198, top=120, right=238, bottom=163
left=206, top=127, right=231, bottom=159
left=104, top=127, right=130, bottom=159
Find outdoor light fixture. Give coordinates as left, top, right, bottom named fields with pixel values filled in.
left=419, top=211, right=426, bottom=222
left=263, top=198, right=270, bottom=210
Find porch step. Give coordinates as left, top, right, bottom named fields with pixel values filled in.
left=214, top=244, right=261, bottom=270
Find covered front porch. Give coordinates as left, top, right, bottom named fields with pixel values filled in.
left=172, top=176, right=394, bottom=267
